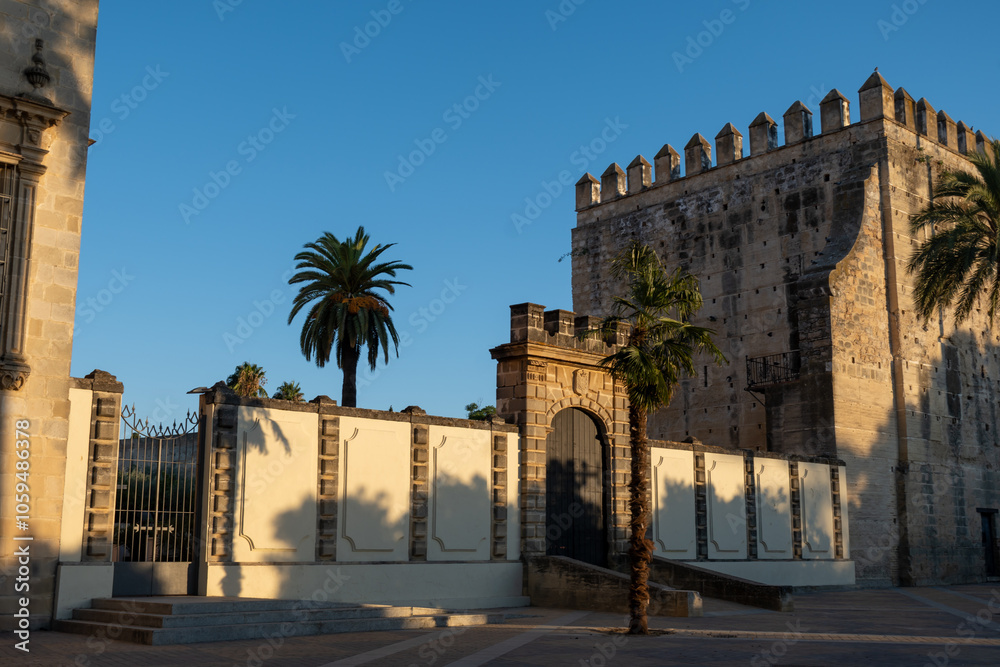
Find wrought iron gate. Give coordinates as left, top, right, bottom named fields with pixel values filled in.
left=112, top=405, right=203, bottom=596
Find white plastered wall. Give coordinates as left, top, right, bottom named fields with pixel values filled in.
left=800, top=461, right=835, bottom=560
left=336, top=416, right=411, bottom=562
left=756, top=458, right=793, bottom=559
left=233, top=406, right=319, bottom=563
left=705, top=452, right=747, bottom=559
left=204, top=561, right=526, bottom=608
left=651, top=448, right=696, bottom=559
left=58, top=387, right=92, bottom=562
left=427, top=425, right=491, bottom=561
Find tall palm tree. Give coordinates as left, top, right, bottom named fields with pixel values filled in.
left=287, top=227, right=412, bottom=408
left=908, top=139, right=1000, bottom=326
left=272, top=381, right=305, bottom=403
left=226, top=362, right=268, bottom=398
left=591, top=242, right=725, bottom=634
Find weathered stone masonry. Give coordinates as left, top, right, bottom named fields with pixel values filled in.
left=570, top=72, right=1000, bottom=586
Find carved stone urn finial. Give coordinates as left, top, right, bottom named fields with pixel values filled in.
left=24, top=39, right=51, bottom=90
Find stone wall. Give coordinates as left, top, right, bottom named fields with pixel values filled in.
left=197, top=386, right=522, bottom=607
left=881, top=121, right=1000, bottom=585
left=491, top=304, right=853, bottom=586
left=569, top=73, right=1000, bottom=586
left=0, top=0, right=99, bottom=631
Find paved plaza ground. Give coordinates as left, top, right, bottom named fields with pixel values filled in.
left=3, top=584, right=1000, bottom=666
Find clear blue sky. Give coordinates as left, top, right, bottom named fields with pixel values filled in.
left=71, top=0, right=1000, bottom=424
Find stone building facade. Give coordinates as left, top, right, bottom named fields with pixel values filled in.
left=0, top=0, right=100, bottom=630
left=570, top=73, right=1000, bottom=587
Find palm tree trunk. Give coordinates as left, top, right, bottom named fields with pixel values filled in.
left=627, top=402, right=652, bottom=634
left=342, top=344, right=360, bottom=408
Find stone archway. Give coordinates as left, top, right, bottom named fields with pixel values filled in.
left=491, top=303, right=631, bottom=562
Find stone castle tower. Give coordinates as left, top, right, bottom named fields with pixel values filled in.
left=570, top=73, right=999, bottom=586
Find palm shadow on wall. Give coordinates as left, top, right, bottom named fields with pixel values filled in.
left=214, top=414, right=496, bottom=602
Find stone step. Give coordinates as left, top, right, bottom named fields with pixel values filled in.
left=55, top=611, right=504, bottom=645
left=71, top=604, right=420, bottom=629
left=89, top=596, right=357, bottom=616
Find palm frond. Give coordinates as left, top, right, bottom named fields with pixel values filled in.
left=907, top=141, right=1000, bottom=327
left=287, top=226, right=412, bottom=405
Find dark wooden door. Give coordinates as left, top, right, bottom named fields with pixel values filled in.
left=982, top=511, right=998, bottom=576
left=545, top=408, right=606, bottom=566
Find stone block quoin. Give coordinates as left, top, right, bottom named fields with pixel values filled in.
left=77, top=370, right=123, bottom=562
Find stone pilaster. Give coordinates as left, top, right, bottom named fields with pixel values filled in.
left=78, top=371, right=122, bottom=562
left=490, top=430, right=508, bottom=559
left=743, top=451, right=758, bottom=560
left=409, top=414, right=429, bottom=561
left=831, top=465, right=844, bottom=559
left=315, top=396, right=339, bottom=561
left=694, top=451, right=708, bottom=559
left=609, top=392, right=630, bottom=558
left=208, top=402, right=237, bottom=561
left=789, top=460, right=803, bottom=559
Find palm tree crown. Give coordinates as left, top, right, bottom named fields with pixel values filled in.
left=598, top=242, right=727, bottom=412
left=287, top=226, right=412, bottom=407
left=908, top=139, right=1000, bottom=326
left=590, top=241, right=725, bottom=635
left=227, top=362, right=268, bottom=398
left=272, top=381, right=305, bottom=403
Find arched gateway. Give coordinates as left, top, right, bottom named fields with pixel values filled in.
left=491, top=303, right=631, bottom=564
left=545, top=407, right=606, bottom=566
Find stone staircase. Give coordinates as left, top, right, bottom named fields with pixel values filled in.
left=54, top=597, right=506, bottom=645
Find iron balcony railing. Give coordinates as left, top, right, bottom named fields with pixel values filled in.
left=746, top=351, right=800, bottom=391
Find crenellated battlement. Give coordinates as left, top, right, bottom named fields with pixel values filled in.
left=576, top=72, right=993, bottom=211
left=507, top=302, right=628, bottom=353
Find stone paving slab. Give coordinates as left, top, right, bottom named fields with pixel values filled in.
left=1, top=586, right=1000, bottom=666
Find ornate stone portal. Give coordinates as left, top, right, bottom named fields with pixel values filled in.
left=490, top=303, right=632, bottom=562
